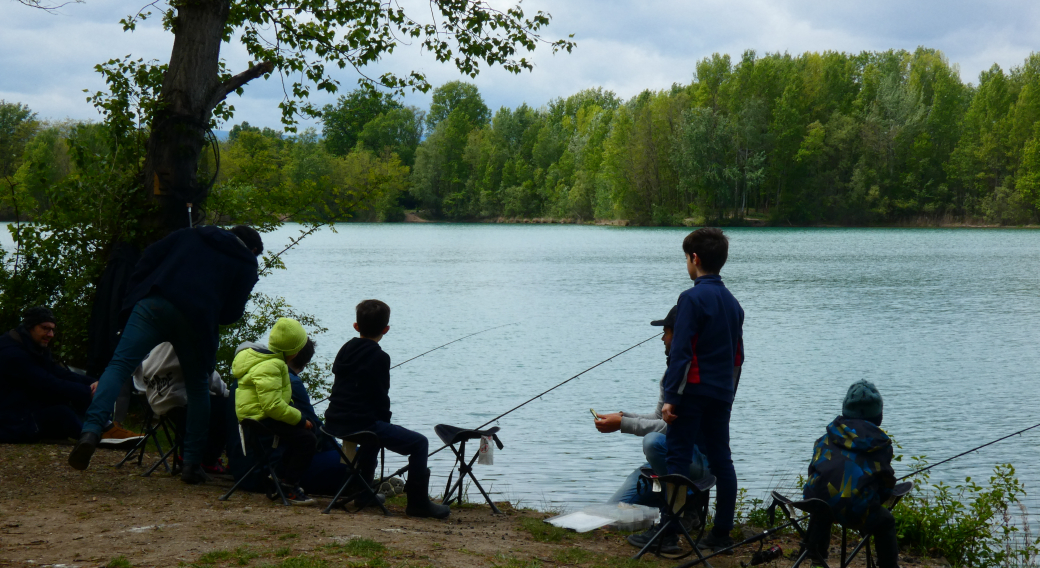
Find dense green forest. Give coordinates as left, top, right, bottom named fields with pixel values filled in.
left=6, top=46, right=1040, bottom=226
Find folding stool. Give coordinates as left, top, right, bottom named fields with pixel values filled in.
left=320, top=426, right=390, bottom=515
left=434, top=424, right=504, bottom=514
left=219, top=419, right=290, bottom=506
left=771, top=481, right=914, bottom=568
left=631, top=467, right=716, bottom=564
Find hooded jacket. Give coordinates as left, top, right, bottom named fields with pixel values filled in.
left=325, top=338, right=391, bottom=432
left=0, top=327, right=95, bottom=441
left=803, top=416, right=896, bottom=528
left=122, top=226, right=259, bottom=370
left=232, top=346, right=301, bottom=426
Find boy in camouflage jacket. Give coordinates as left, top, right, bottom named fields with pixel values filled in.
left=802, top=380, right=899, bottom=568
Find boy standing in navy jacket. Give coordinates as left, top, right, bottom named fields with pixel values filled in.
left=661, top=228, right=744, bottom=551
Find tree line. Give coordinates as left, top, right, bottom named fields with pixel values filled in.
left=6, top=46, right=1040, bottom=227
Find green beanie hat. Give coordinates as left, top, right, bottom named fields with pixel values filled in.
left=269, top=317, right=307, bottom=357
left=842, top=379, right=883, bottom=420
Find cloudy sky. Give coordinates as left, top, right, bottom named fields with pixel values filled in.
left=2, top=0, right=1039, bottom=130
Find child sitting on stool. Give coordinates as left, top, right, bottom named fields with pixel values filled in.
left=233, top=317, right=317, bottom=505
left=325, top=299, right=450, bottom=519
left=803, top=380, right=898, bottom=567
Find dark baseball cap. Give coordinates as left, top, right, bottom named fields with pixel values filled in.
left=651, top=305, right=677, bottom=328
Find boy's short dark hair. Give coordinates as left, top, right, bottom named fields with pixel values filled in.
left=356, top=299, right=391, bottom=337
left=230, top=225, right=263, bottom=256
left=294, top=338, right=316, bottom=369
left=682, top=228, right=729, bottom=274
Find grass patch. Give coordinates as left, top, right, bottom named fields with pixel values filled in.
left=279, top=533, right=299, bottom=540
left=492, top=556, right=542, bottom=568
left=258, top=556, right=328, bottom=568
left=274, top=547, right=293, bottom=558
left=518, top=517, right=571, bottom=543
left=322, top=537, right=387, bottom=558
left=196, top=547, right=260, bottom=566
left=107, top=557, right=133, bottom=568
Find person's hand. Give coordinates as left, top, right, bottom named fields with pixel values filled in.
left=594, top=413, right=622, bottom=433
left=89, top=381, right=98, bottom=396
left=303, top=420, right=314, bottom=430
left=661, top=403, right=677, bottom=424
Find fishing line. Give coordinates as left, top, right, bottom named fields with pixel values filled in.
left=897, top=421, right=1040, bottom=481
left=314, top=321, right=519, bottom=405
left=379, top=332, right=664, bottom=479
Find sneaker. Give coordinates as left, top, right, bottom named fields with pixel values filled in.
left=626, top=525, right=683, bottom=557
left=282, top=485, right=315, bottom=506
left=99, top=422, right=145, bottom=447
left=202, top=459, right=229, bottom=476
left=681, top=508, right=703, bottom=533
left=68, top=431, right=99, bottom=470
left=696, top=530, right=735, bottom=553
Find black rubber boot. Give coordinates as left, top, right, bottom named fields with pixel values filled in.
left=404, top=469, right=450, bottom=519
left=181, top=462, right=212, bottom=485
left=68, top=431, right=99, bottom=470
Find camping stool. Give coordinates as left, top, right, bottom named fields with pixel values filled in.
left=138, top=406, right=186, bottom=477
left=771, top=481, right=914, bottom=568
left=434, top=424, right=504, bottom=514
left=115, top=395, right=163, bottom=470
left=320, top=426, right=390, bottom=516
left=219, top=419, right=290, bottom=506
left=631, top=467, right=716, bottom=564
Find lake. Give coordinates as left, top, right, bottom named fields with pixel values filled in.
left=4, top=223, right=1039, bottom=513
left=253, top=224, right=1040, bottom=511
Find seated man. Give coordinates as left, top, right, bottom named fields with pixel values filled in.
left=803, top=380, right=898, bottom=568
left=325, top=299, right=449, bottom=519
left=233, top=317, right=317, bottom=505
left=0, top=307, right=97, bottom=443
left=596, top=306, right=710, bottom=508
left=133, top=342, right=230, bottom=474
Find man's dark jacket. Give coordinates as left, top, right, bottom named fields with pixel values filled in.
left=122, top=226, right=258, bottom=370
left=0, top=327, right=94, bottom=441
left=325, top=338, right=392, bottom=433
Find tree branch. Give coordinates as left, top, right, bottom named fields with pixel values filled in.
left=205, top=61, right=273, bottom=114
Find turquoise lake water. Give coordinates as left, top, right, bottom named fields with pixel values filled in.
left=252, top=224, right=1040, bottom=510
left=4, top=224, right=1039, bottom=511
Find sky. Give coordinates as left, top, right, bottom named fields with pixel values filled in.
left=2, top=0, right=1039, bottom=131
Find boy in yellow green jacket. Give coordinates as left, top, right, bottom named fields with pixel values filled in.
left=233, top=317, right=317, bottom=504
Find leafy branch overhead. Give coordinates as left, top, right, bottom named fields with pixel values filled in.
left=122, top=0, right=576, bottom=128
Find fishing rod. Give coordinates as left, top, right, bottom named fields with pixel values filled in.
left=314, top=322, right=519, bottom=405
left=897, top=421, right=1040, bottom=481
left=380, top=331, right=664, bottom=479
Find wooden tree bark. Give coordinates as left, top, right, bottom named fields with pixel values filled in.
left=143, top=0, right=270, bottom=236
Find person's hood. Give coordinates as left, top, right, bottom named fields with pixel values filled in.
left=232, top=346, right=282, bottom=379
left=825, top=416, right=891, bottom=454
left=331, top=337, right=380, bottom=375
left=195, top=225, right=256, bottom=262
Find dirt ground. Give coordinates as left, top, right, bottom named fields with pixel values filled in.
left=0, top=443, right=946, bottom=568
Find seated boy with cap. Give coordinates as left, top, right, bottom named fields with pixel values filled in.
left=803, top=380, right=899, bottom=568
left=233, top=317, right=317, bottom=505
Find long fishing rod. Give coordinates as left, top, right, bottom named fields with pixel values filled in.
left=380, top=332, right=664, bottom=479
left=897, top=421, right=1040, bottom=481
left=314, top=322, right=519, bottom=405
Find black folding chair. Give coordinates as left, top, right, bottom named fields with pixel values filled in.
left=116, top=399, right=163, bottom=470
left=134, top=406, right=185, bottom=477
left=219, top=419, right=290, bottom=506
left=434, top=424, right=504, bottom=514
left=631, top=468, right=716, bottom=565
left=320, top=426, right=390, bottom=515
left=771, top=481, right=914, bottom=568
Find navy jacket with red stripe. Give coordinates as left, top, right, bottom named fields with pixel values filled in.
left=662, top=274, right=744, bottom=405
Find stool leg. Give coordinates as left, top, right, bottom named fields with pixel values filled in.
left=220, top=461, right=264, bottom=501
left=461, top=449, right=500, bottom=514
left=267, top=464, right=290, bottom=506
left=323, top=472, right=359, bottom=514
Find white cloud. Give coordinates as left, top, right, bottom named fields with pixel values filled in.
left=2, top=0, right=1039, bottom=129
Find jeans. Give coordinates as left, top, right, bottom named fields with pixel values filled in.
left=355, top=421, right=429, bottom=481
left=808, top=507, right=898, bottom=568
left=259, top=418, right=317, bottom=485
left=299, top=449, right=349, bottom=495
left=83, top=296, right=212, bottom=464
left=608, top=432, right=710, bottom=505
left=665, top=394, right=737, bottom=537
left=33, top=405, right=83, bottom=441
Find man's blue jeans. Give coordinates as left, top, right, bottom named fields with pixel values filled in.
left=665, top=394, right=737, bottom=537
left=608, top=432, right=710, bottom=505
left=356, top=421, right=430, bottom=482
left=83, top=296, right=212, bottom=464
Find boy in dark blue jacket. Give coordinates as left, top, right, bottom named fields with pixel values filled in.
left=660, top=228, right=744, bottom=552
left=325, top=300, right=450, bottom=519
left=803, top=380, right=898, bottom=567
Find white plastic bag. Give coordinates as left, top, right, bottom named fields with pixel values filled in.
left=477, top=435, right=494, bottom=465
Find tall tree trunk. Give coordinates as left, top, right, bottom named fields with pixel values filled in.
left=142, top=0, right=271, bottom=238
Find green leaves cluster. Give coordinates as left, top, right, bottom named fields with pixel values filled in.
left=406, top=48, right=1040, bottom=225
